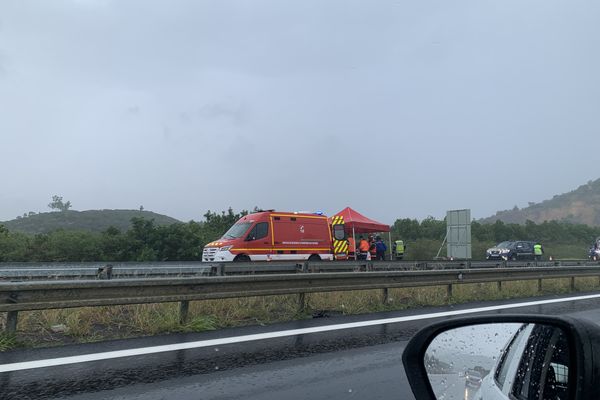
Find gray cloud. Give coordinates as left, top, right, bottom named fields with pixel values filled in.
left=198, top=103, right=247, bottom=125
left=0, top=0, right=599, bottom=223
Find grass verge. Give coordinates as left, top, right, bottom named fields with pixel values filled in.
left=0, top=333, right=19, bottom=351
left=1, top=276, right=598, bottom=351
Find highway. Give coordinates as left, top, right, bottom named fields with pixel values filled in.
left=2, top=292, right=600, bottom=400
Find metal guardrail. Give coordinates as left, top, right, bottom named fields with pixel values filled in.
left=0, top=262, right=214, bottom=280
left=2, top=264, right=600, bottom=333
left=1, top=259, right=599, bottom=281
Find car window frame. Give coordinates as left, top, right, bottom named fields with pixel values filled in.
left=494, top=324, right=532, bottom=395
left=511, top=325, right=570, bottom=400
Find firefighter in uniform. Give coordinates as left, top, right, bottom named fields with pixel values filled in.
left=347, top=236, right=356, bottom=260
left=358, top=237, right=370, bottom=260
left=375, top=237, right=387, bottom=260
left=368, top=235, right=377, bottom=260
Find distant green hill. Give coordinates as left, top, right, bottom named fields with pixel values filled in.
left=481, top=178, right=600, bottom=226
left=1, top=210, right=181, bottom=234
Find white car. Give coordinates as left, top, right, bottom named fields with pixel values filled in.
left=474, top=323, right=569, bottom=400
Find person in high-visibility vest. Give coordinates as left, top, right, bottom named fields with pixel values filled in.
left=534, top=243, right=544, bottom=261
left=347, top=237, right=356, bottom=260
left=393, top=240, right=405, bottom=260
left=358, top=237, right=370, bottom=260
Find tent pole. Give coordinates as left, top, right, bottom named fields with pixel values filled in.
left=388, top=231, right=392, bottom=260
left=352, top=226, right=356, bottom=260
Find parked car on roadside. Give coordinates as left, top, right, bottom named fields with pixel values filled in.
left=590, top=247, right=600, bottom=261
left=486, top=241, right=536, bottom=261
left=589, top=237, right=600, bottom=261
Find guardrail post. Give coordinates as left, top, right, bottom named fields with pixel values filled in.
left=5, top=311, right=18, bottom=334
left=179, top=301, right=190, bottom=325
left=446, top=284, right=453, bottom=299
left=382, top=288, right=389, bottom=304
left=216, top=263, right=225, bottom=276
left=297, top=292, right=306, bottom=313
left=538, top=279, right=543, bottom=292
left=570, top=277, right=576, bottom=291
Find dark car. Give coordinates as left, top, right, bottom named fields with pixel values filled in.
left=486, top=241, right=536, bottom=261
left=589, top=237, right=600, bottom=261
left=465, top=369, right=483, bottom=388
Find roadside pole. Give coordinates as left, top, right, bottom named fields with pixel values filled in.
left=388, top=231, right=392, bottom=260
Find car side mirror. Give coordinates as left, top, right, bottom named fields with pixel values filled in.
left=402, top=315, right=600, bottom=400
left=245, top=235, right=255, bottom=241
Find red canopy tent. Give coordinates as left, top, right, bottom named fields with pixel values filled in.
left=329, top=207, right=392, bottom=260
left=329, top=207, right=390, bottom=234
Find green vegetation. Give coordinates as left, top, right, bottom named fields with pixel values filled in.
left=47, top=195, right=72, bottom=212
left=2, top=209, right=181, bottom=235
left=0, top=333, right=19, bottom=351
left=391, top=217, right=600, bottom=260
left=0, top=209, right=247, bottom=262
left=1, top=208, right=599, bottom=262
left=480, top=178, right=600, bottom=226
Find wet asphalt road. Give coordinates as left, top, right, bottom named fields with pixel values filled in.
left=3, top=292, right=600, bottom=400
left=60, top=340, right=409, bottom=400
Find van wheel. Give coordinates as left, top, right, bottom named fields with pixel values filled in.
left=510, top=255, right=518, bottom=261
left=307, top=254, right=321, bottom=262
left=234, top=255, right=251, bottom=262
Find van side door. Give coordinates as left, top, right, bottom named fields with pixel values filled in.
left=244, top=222, right=272, bottom=260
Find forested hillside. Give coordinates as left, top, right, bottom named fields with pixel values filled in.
left=481, top=178, right=600, bottom=226
left=2, top=210, right=180, bottom=234
left=0, top=209, right=244, bottom=262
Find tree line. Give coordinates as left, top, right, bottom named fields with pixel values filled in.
left=1, top=210, right=599, bottom=262
left=0, top=209, right=246, bottom=262
left=392, top=217, right=600, bottom=244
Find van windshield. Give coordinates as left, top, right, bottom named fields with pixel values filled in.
left=222, top=222, right=252, bottom=239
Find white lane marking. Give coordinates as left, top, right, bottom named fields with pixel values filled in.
left=2, top=292, right=600, bottom=373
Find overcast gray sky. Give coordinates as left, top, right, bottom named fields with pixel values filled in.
left=1, top=0, right=598, bottom=224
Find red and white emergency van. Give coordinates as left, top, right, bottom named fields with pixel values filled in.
left=202, top=210, right=347, bottom=262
